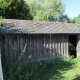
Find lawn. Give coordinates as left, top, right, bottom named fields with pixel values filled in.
left=3, top=57, right=80, bottom=80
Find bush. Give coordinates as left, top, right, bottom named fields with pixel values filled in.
left=3, top=57, right=53, bottom=80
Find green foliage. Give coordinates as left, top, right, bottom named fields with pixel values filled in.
left=70, top=14, right=80, bottom=24
left=26, top=0, right=65, bottom=21
left=0, top=0, right=33, bottom=19
left=0, top=16, right=2, bottom=28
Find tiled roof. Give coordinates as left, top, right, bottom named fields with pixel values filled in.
left=1, top=19, right=80, bottom=34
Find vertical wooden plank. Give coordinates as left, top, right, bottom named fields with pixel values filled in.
left=67, top=35, right=69, bottom=57
left=45, top=35, right=48, bottom=60
left=27, top=35, right=31, bottom=62
left=4, top=35, right=6, bottom=61
left=59, top=35, right=62, bottom=57
left=38, top=35, right=41, bottom=61
left=53, top=35, right=55, bottom=58
left=33, top=35, right=35, bottom=62
left=55, top=35, right=58, bottom=58
left=63, top=35, right=67, bottom=58
left=8, top=35, right=10, bottom=56
left=7, top=35, right=9, bottom=60
left=42, top=35, right=44, bottom=60
left=1, top=35, right=5, bottom=65
left=76, top=35, right=78, bottom=57
left=57, top=35, right=59, bottom=58
left=5, top=35, right=9, bottom=61
left=64, top=35, right=67, bottom=57
left=34, top=35, right=38, bottom=61
left=9, top=35, right=13, bottom=61
left=8, top=35, right=10, bottom=59
left=28, top=35, right=30, bottom=61
left=0, top=36, right=3, bottom=80
left=22, top=35, right=26, bottom=62
left=37, top=35, right=39, bottom=61
left=52, top=35, right=55, bottom=59
left=64, top=36, right=66, bottom=57
left=58, top=35, right=61, bottom=58
left=66, top=35, right=68, bottom=57
left=61, top=35, right=63, bottom=58
left=30, top=35, right=33, bottom=62
left=62, top=35, right=64, bottom=57
left=43, top=35, right=45, bottom=60
left=51, top=34, right=53, bottom=58
left=15, top=35, right=17, bottom=61
left=63, top=35, right=65, bottom=57
left=50, top=34, right=52, bottom=59
left=48, top=35, right=50, bottom=59
left=51, top=34, right=54, bottom=59
left=17, top=35, right=20, bottom=60
left=26, top=35, right=28, bottom=60
left=19, top=35, right=22, bottom=61
left=40, top=35, right=42, bottom=60
left=45, top=35, right=48, bottom=59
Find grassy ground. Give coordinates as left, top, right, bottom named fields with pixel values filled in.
left=47, top=57, right=80, bottom=80
left=3, top=57, right=80, bottom=80
left=36, top=57, right=80, bottom=80
left=61, top=58, right=80, bottom=80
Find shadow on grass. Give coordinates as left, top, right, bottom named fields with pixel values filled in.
left=28, top=58, right=74, bottom=80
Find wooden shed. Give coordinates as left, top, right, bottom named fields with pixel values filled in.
left=0, top=19, right=80, bottom=62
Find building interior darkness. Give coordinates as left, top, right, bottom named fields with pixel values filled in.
left=68, top=35, right=77, bottom=58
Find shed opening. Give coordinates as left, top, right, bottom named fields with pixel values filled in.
left=68, top=35, right=77, bottom=58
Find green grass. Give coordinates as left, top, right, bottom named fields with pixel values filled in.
left=3, top=57, right=80, bottom=80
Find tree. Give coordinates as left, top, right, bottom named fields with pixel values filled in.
left=0, top=0, right=33, bottom=19
left=0, top=0, right=12, bottom=16
left=26, top=0, right=65, bottom=21
left=59, top=14, right=70, bottom=23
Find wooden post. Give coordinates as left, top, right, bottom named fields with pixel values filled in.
left=0, top=36, right=3, bottom=80
left=77, top=35, right=80, bottom=57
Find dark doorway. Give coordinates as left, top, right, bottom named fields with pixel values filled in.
left=68, top=35, right=77, bottom=58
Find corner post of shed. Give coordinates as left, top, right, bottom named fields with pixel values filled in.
left=0, top=35, right=3, bottom=80
left=76, top=34, right=80, bottom=57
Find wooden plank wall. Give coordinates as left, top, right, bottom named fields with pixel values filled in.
left=1, top=34, right=68, bottom=62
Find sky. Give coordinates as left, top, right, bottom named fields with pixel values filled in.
left=62, top=0, right=80, bottom=19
